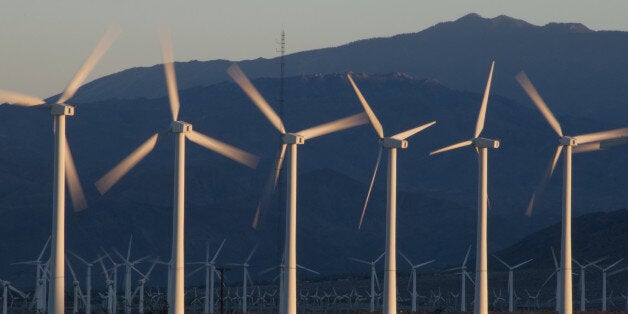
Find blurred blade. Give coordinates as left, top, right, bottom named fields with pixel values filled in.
left=575, top=127, right=628, bottom=145
left=57, top=26, right=121, bottom=104
left=65, top=142, right=88, bottom=211
left=525, top=146, right=563, bottom=216
left=297, top=265, right=320, bottom=275
left=245, top=245, right=258, bottom=264
left=347, top=257, right=370, bottom=265
left=297, top=113, right=368, bottom=140
left=463, top=245, right=472, bottom=266
left=573, top=142, right=601, bottom=154
left=358, top=146, right=382, bottom=229
left=430, top=140, right=473, bottom=155
left=515, top=71, right=563, bottom=137
left=346, top=74, right=384, bottom=138
left=600, top=137, right=628, bottom=149
left=186, top=130, right=259, bottom=169
left=493, top=255, right=510, bottom=268
left=513, top=259, right=534, bottom=269
left=95, top=131, right=168, bottom=195
left=227, top=64, right=285, bottom=133
left=399, top=251, right=413, bottom=267
left=159, top=29, right=180, bottom=121
left=211, top=239, right=227, bottom=263
left=0, top=89, right=45, bottom=106
left=252, top=144, right=287, bottom=229
left=375, top=252, right=385, bottom=264
left=391, top=121, right=436, bottom=140
left=474, top=61, right=495, bottom=138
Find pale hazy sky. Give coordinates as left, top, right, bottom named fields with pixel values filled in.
left=1, top=0, right=627, bottom=98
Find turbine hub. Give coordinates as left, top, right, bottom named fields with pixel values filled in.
left=473, top=137, right=500, bottom=149
left=559, top=136, right=577, bottom=146
left=283, top=133, right=305, bottom=145
left=382, top=137, right=408, bottom=149
left=170, top=121, right=193, bottom=133
left=50, top=104, right=75, bottom=116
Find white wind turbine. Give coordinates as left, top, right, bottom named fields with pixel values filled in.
left=66, top=256, right=85, bottom=313
left=225, top=245, right=258, bottom=313
left=431, top=62, right=498, bottom=314
left=68, top=251, right=102, bottom=314
left=98, top=255, right=115, bottom=314
left=347, top=73, right=436, bottom=314
left=188, top=239, right=226, bottom=314
left=515, top=72, right=628, bottom=314
left=493, top=255, right=533, bottom=312
left=227, top=64, right=368, bottom=314
left=399, top=252, right=434, bottom=312
left=594, top=259, right=623, bottom=311
left=0, top=27, right=120, bottom=313
left=348, top=252, right=385, bottom=312
left=0, top=279, right=27, bottom=314
left=132, top=260, right=158, bottom=314
left=11, top=236, right=50, bottom=313
left=573, top=257, right=606, bottom=311
left=101, top=250, right=122, bottom=314
left=95, top=32, right=259, bottom=314
left=113, top=236, right=149, bottom=314
left=542, top=247, right=561, bottom=311
left=446, top=245, right=474, bottom=312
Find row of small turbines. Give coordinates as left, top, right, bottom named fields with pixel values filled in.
left=1, top=26, right=627, bottom=314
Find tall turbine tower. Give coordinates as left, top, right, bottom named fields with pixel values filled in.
left=0, top=27, right=120, bottom=313
left=227, top=64, right=368, bottom=314
left=347, top=74, right=436, bottom=314
left=95, top=32, right=259, bottom=314
left=516, top=72, right=628, bottom=314
left=431, top=62, right=498, bottom=314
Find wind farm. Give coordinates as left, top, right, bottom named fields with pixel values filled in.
left=0, top=6, right=628, bottom=314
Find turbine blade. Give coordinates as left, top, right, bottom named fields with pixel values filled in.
left=391, top=121, right=436, bottom=140
left=415, top=260, right=435, bottom=268
left=575, top=127, right=628, bottom=145
left=211, top=239, right=227, bottom=263
left=607, top=258, right=624, bottom=271
left=463, top=245, right=472, bottom=266
left=600, top=137, right=628, bottom=149
left=65, top=142, right=88, bottom=211
left=159, top=29, right=180, bottom=122
left=57, top=26, right=121, bottom=104
left=542, top=271, right=556, bottom=287
left=525, top=146, right=563, bottom=216
left=573, top=142, right=601, bottom=154
left=375, top=252, right=385, bottom=263
left=0, top=89, right=45, bottom=106
left=144, top=261, right=158, bottom=279
left=95, top=131, right=168, bottom=195
left=515, top=71, right=563, bottom=137
left=38, top=236, right=52, bottom=261
left=252, top=144, right=287, bottom=229
left=65, top=258, right=78, bottom=280
left=258, top=265, right=278, bottom=276
left=609, top=266, right=628, bottom=277
left=346, top=74, right=384, bottom=138
left=245, top=245, right=258, bottom=264
left=430, top=140, right=473, bottom=156
left=347, top=257, right=370, bottom=265
left=374, top=271, right=381, bottom=291
left=399, top=251, right=413, bottom=267
left=513, top=259, right=534, bottom=269
left=186, top=130, right=259, bottom=169
left=551, top=247, right=558, bottom=268
left=493, top=255, right=510, bottom=269
left=227, top=64, right=285, bottom=133
left=474, top=61, right=495, bottom=138
left=358, top=146, right=382, bottom=229
left=297, top=265, right=320, bottom=275
left=297, top=112, right=368, bottom=140
left=187, top=265, right=204, bottom=278
left=126, top=235, right=133, bottom=261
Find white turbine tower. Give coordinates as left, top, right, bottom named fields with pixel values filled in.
left=594, top=259, right=623, bottom=311
left=0, top=27, right=120, bottom=313
left=399, top=252, right=434, bottom=312
left=346, top=73, right=436, bottom=314
left=348, top=253, right=385, bottom=312
left=227, top=64, right=368, bottom=314
left=68, top=251, right=102, bottom=314
left=493, top=255, right=533, bottom=312
left=431, top=62, right=498, bottom=314
left=573, top=257, right=606, bottom=311
left=189, top=239, right=226, bottom=314
left=516, top=72, right=628, bottom=314
left=225, top=245, right=258, bottom=313
left=95, top=32, right=259, bottom=314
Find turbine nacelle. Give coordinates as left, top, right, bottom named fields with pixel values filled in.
left=473, top=137, right=500, bottom=149
left=50, top=104, right=75, bottom=116
left=170, top=121, right=192, bottom=133
left=559, top=136, right=577, bottom=146
left=382, top=137, right=408, bottom=149
left=283, top=133, right=305, bottom=145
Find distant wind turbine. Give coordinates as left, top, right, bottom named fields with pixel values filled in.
left=348, top=252, right=385, bottom=312
left=445, top=245, right=474, bottom=311
left=399, top=251, right=434, bottom=312
left=594, top=259, right=623, bottom=311
left=188, top=239, right=226, bottom=314
left=573, top=257, right=606, bottom=311
left=493, top=255, right=533, bottom=312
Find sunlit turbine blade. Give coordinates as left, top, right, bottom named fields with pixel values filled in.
left=399, top=251, right=413, bottom=267
left=600, top=137, right=628, bottom=149
left=513, top=258, right=534, bottom=269
left=515, top=71, right=563, bottom=137
left=430, top=140, right=473, bottom=155
left=297, top=265, right=320, bottom=275
left=346, top=74, right=384, bottom=138
left=186, top=130, right=259, bottom=169
left=297, top=113, right=368, bottom=140
left=347, top=257, right=370, bottom=265
left=227, top=64, right=285, bottom=133
left=95, top=131, right=168, bottom=195
left=159, top=29, right=181, bottom=122
left=391, top=121, right=436, bottom=140
left=358, top=146, right=382, bottom=229
left=575, top=127, right=628, bottom=145
left=0, top=89, right=45, bottom=106
left=65, top=142, right=88, bottom=211
left=211, top=239, right=227, bottom=263
left=525, top=145, right=563, bottom=217
left=57, top=26, right=121, bottom=104
left=462, top=245, right=471, bottom=266
left=474, top=61, right=495, bottom=138
left=252, top=144, right=287, bottom=229
left=573, top=142, right=601, bottom=154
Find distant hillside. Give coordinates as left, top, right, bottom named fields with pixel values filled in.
left=70, top=13, right=628, bottom=123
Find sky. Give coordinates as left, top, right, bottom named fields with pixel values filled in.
left=1, top=0, right=628, bottom=98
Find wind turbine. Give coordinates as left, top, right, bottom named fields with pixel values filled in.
left=95, top=32, right=259, bottom=314
left=68, top=251, right=103, bottom=314
left=593, top=259, right=623, bottom=311
left=573, top=257, right=606, bottom=311
left=348, top=252, right=385, bottom=312
left=98, top=255, right=115, bottom=314
left=101, top=250, right=122, bottom=314
left=346, top=73, right=436, bottom=314
left=0, top=279, right=27, bottom=314
left=189, top=239, right=226, bottom=314
left=65, top=256, right=85, bottom=313
left=493, top=255, right=533, bottom=312
left=515, top=72, right=628, bottom=314
left=399, top=252, right=434, bottom=312
left=446, top=245, right=474, bottom=311
left=225, top=245, right=258, bottom=313
left=132, top=260, right=158, bottom=314
left=11, top=236, right=50, bottom=313
left=227, top=64, right=367, bottom=314
left=431, top=62, right=498, bottom=314
left=0, top=27, right=120, bottom=313
left=542, top=247, right=561, bottom=311
left=112, top=236, right=149, bottom=314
